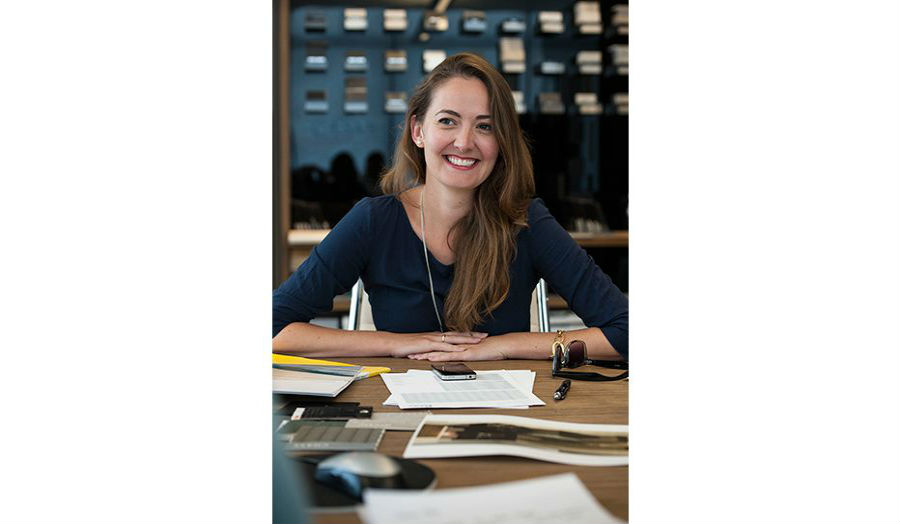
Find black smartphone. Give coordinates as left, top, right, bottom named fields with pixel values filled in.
left=431, top=362, right=477, bottom=381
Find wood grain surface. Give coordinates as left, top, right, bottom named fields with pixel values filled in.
left=289, top=357, right=628, bottom=523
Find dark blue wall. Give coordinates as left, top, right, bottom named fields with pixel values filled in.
left=289, top=6, right=604, bottom=177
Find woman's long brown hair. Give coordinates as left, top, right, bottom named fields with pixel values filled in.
left=380, top=52, right=535, bottom=332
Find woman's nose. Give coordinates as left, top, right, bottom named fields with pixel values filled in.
left=453, top=127, right=475, bottom=151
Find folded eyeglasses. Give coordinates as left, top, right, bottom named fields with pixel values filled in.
left=551, top=331, right=628, bottom=382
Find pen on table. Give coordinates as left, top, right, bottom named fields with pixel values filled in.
left=553, top=379, right=571, bottom=401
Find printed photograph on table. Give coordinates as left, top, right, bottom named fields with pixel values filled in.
left=403, top=414, right=629, bottom=466
left=416, top=422, right=628, bottom=455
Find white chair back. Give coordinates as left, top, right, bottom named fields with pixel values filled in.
left=347, top=278, right=550, bottom=333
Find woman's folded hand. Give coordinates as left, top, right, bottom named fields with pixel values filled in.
left=407, top=334, right=509, bottom=361
left=389, top=331, right=487, bottom=358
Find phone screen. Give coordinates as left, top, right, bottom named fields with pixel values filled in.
left=431, top=363, right=476, bottom=380
left=434, top=363, right=474, bottom=374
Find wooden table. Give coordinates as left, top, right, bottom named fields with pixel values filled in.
left=301, top=357, right=629, bottom=523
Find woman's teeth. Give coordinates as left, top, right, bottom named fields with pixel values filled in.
left=446, top=155, right=477, bottom=167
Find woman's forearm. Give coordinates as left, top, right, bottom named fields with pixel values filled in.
left=272, top=322, right=399, bottom=357
left=502, top=327, right=625, bottom=360
left=272, top=322, right=488, bottom=358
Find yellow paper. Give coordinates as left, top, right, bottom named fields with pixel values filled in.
left=272, top=353, right=390, bottom=380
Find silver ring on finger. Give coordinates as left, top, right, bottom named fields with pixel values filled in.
left=441, top=333, right=445, bottom=343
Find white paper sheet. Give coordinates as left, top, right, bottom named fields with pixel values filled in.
left=383, top=370, right=536, bottom=407
left=380, top=370, right=544, bottom=409
left=358, top=473, right=624, bottom=524
left=272, top=368, right=354, bottom=397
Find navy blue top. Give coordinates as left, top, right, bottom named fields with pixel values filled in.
left=273, top=195, right=629, bottom=359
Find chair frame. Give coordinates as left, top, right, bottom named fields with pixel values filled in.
left=346, top=278, right=550, bottom=332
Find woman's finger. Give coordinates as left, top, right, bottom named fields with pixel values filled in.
left=425, top=350, right=471, bottom=361
left=444, top=331, right=489, bottom=338
left=440, top=334, right=483, bottom=344
left=408, top=352, right=440, bottom=360
left=434, top=342, right=467, bottom=352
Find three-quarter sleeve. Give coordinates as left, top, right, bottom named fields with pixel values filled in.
left=527, top=199, right=629, bottom=359
left=272, top=198, right=374, bottom=337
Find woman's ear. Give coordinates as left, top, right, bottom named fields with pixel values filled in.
left=410, top=115, right=423, bottom=148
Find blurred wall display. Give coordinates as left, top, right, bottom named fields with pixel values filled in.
left=284, top=1, right=629, bottom=290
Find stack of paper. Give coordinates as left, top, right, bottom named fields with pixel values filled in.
left=380, top=370, right=544, bottom=409
left=272, top=367, right=356, bottom=397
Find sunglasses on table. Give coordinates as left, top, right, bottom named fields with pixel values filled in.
left=551, top=339, right=628, bottom=382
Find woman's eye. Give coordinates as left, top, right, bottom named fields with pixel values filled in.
left=477, top=123, right=493, bottom=132
left=438, top=117, right=455, bottom=125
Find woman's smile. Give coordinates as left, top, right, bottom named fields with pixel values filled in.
left=443, top=154, right=479, bottom=170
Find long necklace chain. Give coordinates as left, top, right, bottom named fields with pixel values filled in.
left=419, top=188, right=445, bottom=333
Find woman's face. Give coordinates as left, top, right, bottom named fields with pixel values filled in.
left=411, top=76, right=500, bottom=192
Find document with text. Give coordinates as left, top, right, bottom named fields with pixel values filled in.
left=380, top=370, right=543, bottom=409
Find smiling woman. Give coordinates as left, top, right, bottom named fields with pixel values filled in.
left=272, top=53, right=628, bottom=363
left=385, top=57, right=531, bottom=330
